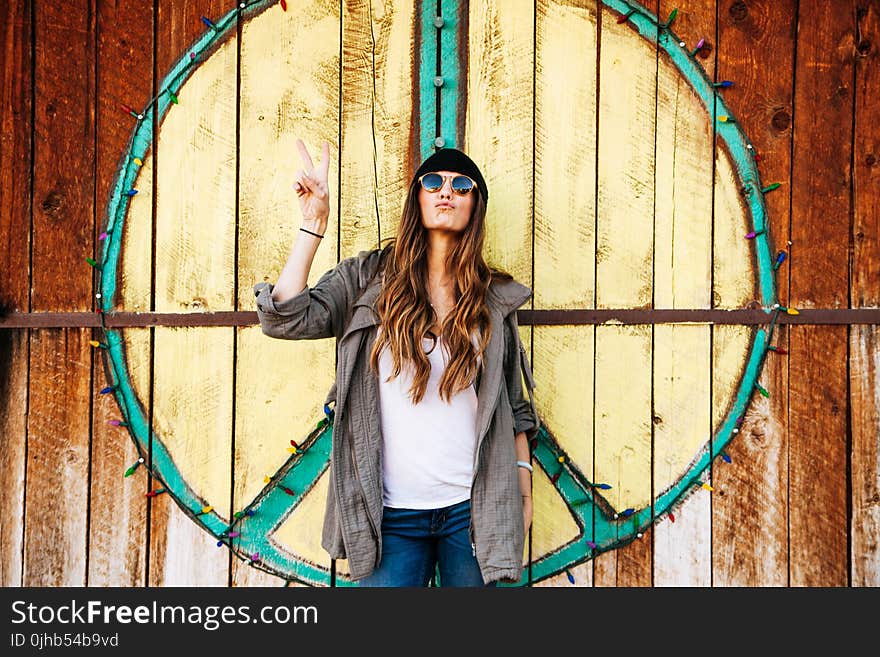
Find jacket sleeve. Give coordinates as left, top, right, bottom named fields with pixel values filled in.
left=253, top=248, right=383, bottom=340
left=503, top=310, right=540, bottom=440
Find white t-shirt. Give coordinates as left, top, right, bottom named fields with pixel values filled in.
left=377, top=329, right=480, bottom=509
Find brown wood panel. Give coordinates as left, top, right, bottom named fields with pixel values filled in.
left=0, top=0, right=32, bottom=313
left=788, top=1, right=852, bottom=586
left=24, top=329, right=92, bottom=585
left=712, top=0, right=794, bottom=586
left=852, top=3, right=880, bottom=587
left=0, top=330, right=28, bottom=587
left=24, top=0, right=96, bottom=586
left=86, top=0, right=154, bottom=587
left=0, top=0, right=33, bottom=588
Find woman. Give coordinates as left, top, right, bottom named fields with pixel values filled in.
left=254, top=139, right=539, bottom=587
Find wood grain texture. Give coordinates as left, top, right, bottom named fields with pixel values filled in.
left=152, top=327, right=233, bottom=520
left=652, top=0, right=715, bottom=587
left=0, top=0, right=32, bottom=588
left=788, top=326, right=848, bottom=586
left=463, top=0, right=534, bottom=285
left=593, top=324, right=652, bottom=586
left=712, top=0, right=795, bottom=587
left=25, top=0, right=95, bottom=587
left=86, top=0, right=154, bottom=587
left=852, top=2, right=880, bottom=587
left=0, top=0, right=31, bottom=313
left=340, top=0, right=417, bottom=259
left=788, top=2, right=852, bottom=586
left=148, top=492, right=229, bottom=586
left=712, top=324, right=788, bottom=585
left=851, top=325, right=880, bottom=585
left=153, top=37, right=236, bottom=313
left=533, top=0, right=597, bottom=589
left=0, top=330, right=28, bottom=586
left=88, top=331, right=148, bottom=586
left=25, top=330, right=92, bottom=585
left=234, top=326, right=333, bottom=580
left=592, top=4, right=656, bottom=587
left=534, top=0, right=597, bottom=311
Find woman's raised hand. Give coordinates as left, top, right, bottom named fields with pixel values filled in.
left=294, top=139, right=331, bottom=234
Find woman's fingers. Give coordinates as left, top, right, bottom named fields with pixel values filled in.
left=295, top=138, right=315, bottom=172
left=318, top=141, right=330, bottom=178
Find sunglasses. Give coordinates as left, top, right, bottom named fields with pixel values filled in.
left=418, top=172, right=476, bottom=195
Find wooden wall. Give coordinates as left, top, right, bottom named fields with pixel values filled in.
left=0, top=0, right=877, bottom=587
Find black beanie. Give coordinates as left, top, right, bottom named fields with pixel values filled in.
left=412, top=148, right=488, bottom=202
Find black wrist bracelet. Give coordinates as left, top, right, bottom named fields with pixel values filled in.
left=300, top=227, right=324, bottom=239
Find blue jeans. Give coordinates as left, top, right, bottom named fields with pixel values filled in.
left=358, top=499, right=496, bottom=587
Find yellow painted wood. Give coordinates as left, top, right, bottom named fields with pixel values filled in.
left=464, top=0, right=534, bottom=285
left=533, top=0, right=598, bottom=587
left=152, top=327, right=233, bottom=521
left=711, top=325, right=752, bottom=432
left=233, top=325, right=334, bottom=535
left=593, top=8, right=655, bottom=515
left=154, top=37, right=236, bottom=313
left=534, top=0, right=597, bottom=310
left=340, top=0, right=417, bottom=259
left=596, top=9, right=656, bottom=310
left=653, top=325, right=711, bottom=494
left=274, top=469, right=332, bottom=568
left=713, top=147, right=755, bottom=308
left=595, top=324, right=652, bottom=511
left=530, top=457, right=581, bottom=562
left=533, top=326, right=595, bottom=495
left=652, top=23, right=716, bottom=586
left=654, top=63, right=713, bottom=309
left=120, top=150, right=153, bottom=310
left=238, top=1, right=340, bottom=309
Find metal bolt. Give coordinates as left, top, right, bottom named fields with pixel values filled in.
left=434, top=76, right=444, bottom=87
left=434, top=136, right=445, bottom=148
left=434, top=15, right=444, bottom=28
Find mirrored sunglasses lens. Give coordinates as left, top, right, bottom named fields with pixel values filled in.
left=421, top=173, right=443, bottom=192
left=451, top=176, right=474, bottom=194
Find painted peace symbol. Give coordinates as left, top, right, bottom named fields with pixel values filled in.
left=98, top=0, right=777, bottom=586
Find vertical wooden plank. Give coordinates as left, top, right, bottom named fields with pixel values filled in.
left=463, top=0, right=534, bottom=582
left=593, top=3, right=656, bottom=587
left=150, top=0, right=232, bottom=587
left=87, top=0, right=153, bottom=587
left=0, top=330, right=28, bottom=587
left=652, top=0, right=714, bottom=587
left=533, top=0, right=598, bottom=588
left=25, top=0, right=95, bottom=586
left=851, top=3, right=880, bottom=587
left=339, top=0, right=417, bottom=259
left=237, top=0, right=342, bottom=587
left=0, top=0, right=32, bottom=587
left=788, top=1, right=851, bottom=587
left=713, top=0, right=795, bottom=587
left=463, top=0, right=534, bottom=286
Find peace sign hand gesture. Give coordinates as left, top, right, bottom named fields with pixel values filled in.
left=294, top=139, right=331, bottom=236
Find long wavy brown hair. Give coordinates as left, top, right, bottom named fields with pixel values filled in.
left=369, top=181, right=508, bottom=404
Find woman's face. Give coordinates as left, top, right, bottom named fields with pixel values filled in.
left=417, top=170, right=475, bottom=235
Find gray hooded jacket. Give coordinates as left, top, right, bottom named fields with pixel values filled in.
left=254, top=248, right=539, bottom=584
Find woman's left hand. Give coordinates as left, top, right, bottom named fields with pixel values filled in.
left=522, top=495, right=533, bottom=535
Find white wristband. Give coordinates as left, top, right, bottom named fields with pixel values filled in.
left=516, top=460, right=533, bottom=473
